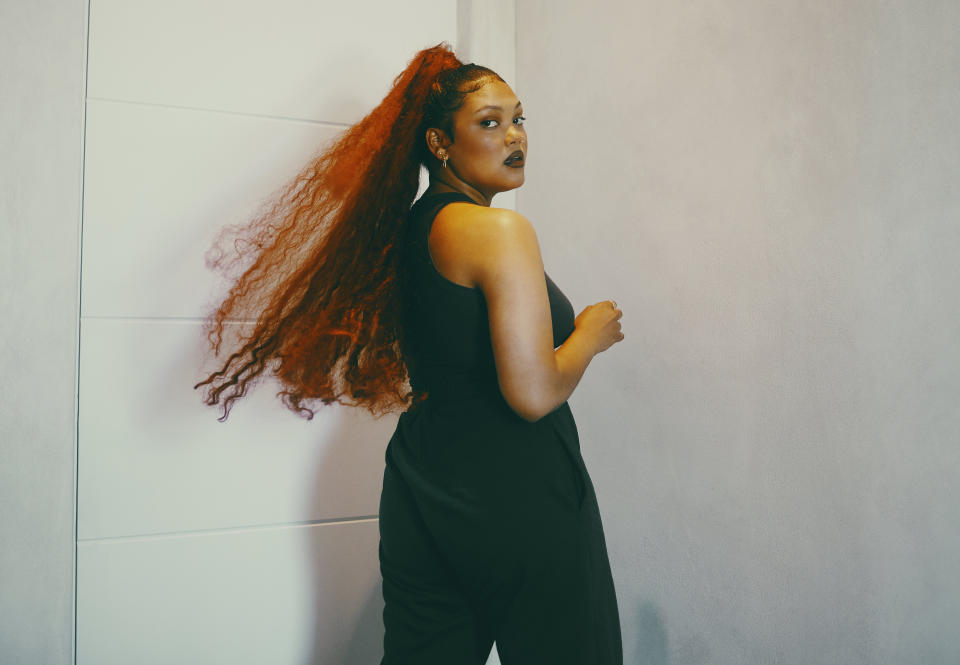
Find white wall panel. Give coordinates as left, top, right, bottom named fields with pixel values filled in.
left=87, top=0, right=458, bottom=124
left=78, top=317, right=394, bottom=539
left=77, top=520, right=382, bottom=665
left=76, top=1, right=508, bottom=662
left=81, top=99, right=344, bottom=319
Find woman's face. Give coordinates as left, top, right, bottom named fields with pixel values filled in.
left=435, top=79, right=527, bottom=204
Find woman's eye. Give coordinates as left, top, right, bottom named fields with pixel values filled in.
left=481, top=119, right=499, bottom=128
left=514, top=116, right=526, bottom=126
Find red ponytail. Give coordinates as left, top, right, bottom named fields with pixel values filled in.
left=195, top=43, right=463, bottom=421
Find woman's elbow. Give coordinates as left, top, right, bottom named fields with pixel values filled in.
left=513, top=406, right=545, bottom=423
left=501, top=387, right=551, bottom=423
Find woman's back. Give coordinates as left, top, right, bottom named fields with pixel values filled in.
left=400, top=190, right=575, bottom=408
left=382, top=189, right=623, bottom=664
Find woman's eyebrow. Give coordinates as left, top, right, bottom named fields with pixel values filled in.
left=474, top=101, right=523, bottom=114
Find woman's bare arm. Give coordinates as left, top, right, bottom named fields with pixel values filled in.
left=430, top=203, right=621, bottom=422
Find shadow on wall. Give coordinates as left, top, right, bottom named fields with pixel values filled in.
left=636, top=601, right=670, bottom=665
left=301, top=407, right=396, bottom=664
left=337, top=587, right=385, bottom=665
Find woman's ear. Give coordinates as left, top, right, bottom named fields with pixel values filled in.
left=424, top=128, right=451, bottom=159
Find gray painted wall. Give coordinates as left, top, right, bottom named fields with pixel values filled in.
left=516, top=1, right=959, bottom=664
left=0, top=0, right=86, bottom=662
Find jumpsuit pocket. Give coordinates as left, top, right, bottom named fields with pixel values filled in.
left=550, top=412, right=587, bottom=511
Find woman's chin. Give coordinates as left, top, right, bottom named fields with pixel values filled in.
left=500, top=174, right=525, bottom=192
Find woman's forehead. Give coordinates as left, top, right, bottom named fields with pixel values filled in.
left=462, top=79, right=520, bottom=112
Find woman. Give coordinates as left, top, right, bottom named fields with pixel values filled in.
left=196, top=43, right=624, bottom=664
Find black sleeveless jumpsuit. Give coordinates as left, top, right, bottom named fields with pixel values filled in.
left=378, top=191, right=623, bottom=664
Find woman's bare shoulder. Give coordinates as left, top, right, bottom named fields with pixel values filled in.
left=430, top=204, right=540, bottom=288
left=433, top=203, right=533, bottom=243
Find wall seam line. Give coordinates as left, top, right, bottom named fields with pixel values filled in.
left=74, top=0, right=93, bottom=662
left=86, top=95, right=352, bottom=128
left=78, top=515, right=380, bottom=545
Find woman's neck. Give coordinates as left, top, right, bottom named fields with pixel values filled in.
left=423, top=174, right=491, bottom=207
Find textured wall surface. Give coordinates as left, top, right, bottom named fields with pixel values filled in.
left=515, top=1, right=960, bottom=663
left=0, top=0, right=86, bottom=662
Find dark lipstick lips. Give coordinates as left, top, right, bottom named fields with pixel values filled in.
left=504, top=150, right=525, bottom=165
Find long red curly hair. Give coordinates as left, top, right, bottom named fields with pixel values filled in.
left=194, top=43, right=503, bottom=421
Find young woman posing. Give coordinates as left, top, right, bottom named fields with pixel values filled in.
left=196, top=43, right=624, bottom=664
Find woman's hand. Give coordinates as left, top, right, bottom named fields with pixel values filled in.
left=574, top=300, right=624, bottom=355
